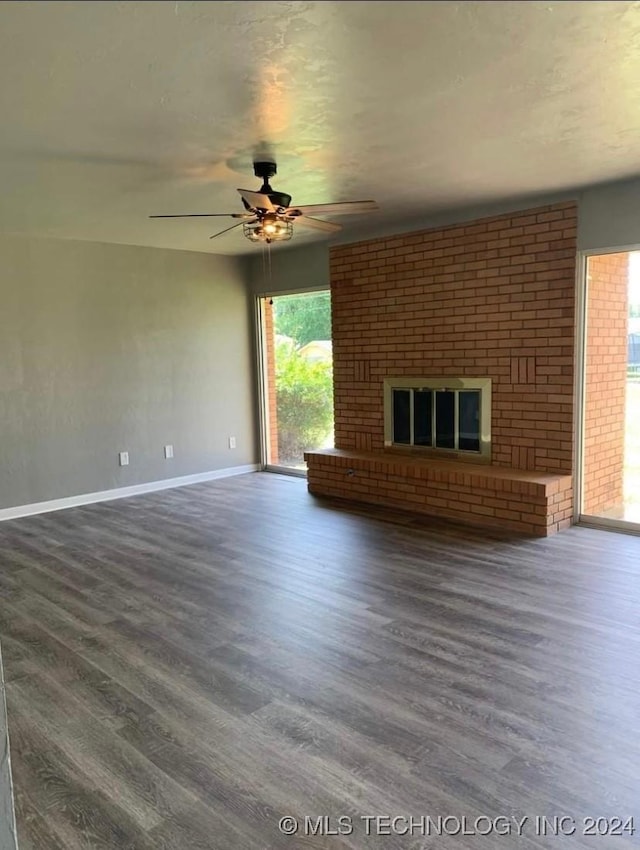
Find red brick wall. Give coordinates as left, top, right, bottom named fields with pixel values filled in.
left=330, top=202, right=577, bottom=477
left=263, top=298, right=279, bottom=464
left=582, top=252, right=629, bottom=516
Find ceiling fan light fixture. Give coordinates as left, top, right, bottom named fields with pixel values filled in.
left=243, top=215, right=293, bottom=244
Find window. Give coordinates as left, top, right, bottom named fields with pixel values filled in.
left=384, top=377, right=491, bottom=461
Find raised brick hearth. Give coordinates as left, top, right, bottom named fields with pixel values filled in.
left=305, top=449, right=573, bottom=536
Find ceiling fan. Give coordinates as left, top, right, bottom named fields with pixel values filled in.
left=149, top=161, right=379, bottom=244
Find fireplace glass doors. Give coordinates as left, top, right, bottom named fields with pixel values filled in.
left=384, top=378, right=491, bottom=461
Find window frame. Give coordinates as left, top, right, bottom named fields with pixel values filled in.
left=383, top=377, right=492, bottom=463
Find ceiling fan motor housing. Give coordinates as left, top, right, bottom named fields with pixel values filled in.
left=253, top=161, right=291, bottom=210
left=253, top=161, right=277, bottom=181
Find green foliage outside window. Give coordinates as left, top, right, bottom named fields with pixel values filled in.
left=273, top=292, right=331, bottom=346
left=275, top=340, right=333, bottom=462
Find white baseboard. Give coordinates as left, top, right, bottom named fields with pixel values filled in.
left=0, top=464, right=260, bottom=523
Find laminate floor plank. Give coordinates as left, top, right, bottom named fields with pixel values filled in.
left=7, top=701, right=160, bottom=850
left=0, top=472, right=639, bottom=848
left=7, top=673, right=197, bottom=831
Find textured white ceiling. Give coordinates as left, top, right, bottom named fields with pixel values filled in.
left=1, top=0, right=640, bottom=255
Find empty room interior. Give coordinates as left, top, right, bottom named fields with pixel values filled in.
left=2, top=2, right=640, bottom=848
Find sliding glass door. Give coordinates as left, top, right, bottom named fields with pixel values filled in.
left=580, top=250, right=640, bottom=529
left=259, top=291, right=334, bottom=473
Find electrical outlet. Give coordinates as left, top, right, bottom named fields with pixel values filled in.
left=164, top=444, right=174, bottom=459
left=119, top=451, right=129, bottom=467
left=228, top=436, right=236, bottom=449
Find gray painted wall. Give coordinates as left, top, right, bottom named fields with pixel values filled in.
left=0, top=235, right=256, bottom=510
left=246, top=242, right=330, bottom=296
left=578, top=177, right=640, bottom=252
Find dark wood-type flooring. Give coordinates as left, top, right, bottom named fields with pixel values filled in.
left=1, top=472, right=639, bottom=849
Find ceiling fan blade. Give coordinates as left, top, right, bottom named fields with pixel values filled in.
left=237, top=189, right=275, bottom=212
left=209, top=220, right=251, bottom=240
left=149, top=212, right=251, bottom=219
left=285, top=200, right=379, bottom=217
left=294, top=216, right=342, bottom=234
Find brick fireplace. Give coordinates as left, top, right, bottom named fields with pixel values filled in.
left=305, top=201, right=577, bottom=535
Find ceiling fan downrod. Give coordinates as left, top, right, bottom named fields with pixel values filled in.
left=253, top=161, right=291, bottom=211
